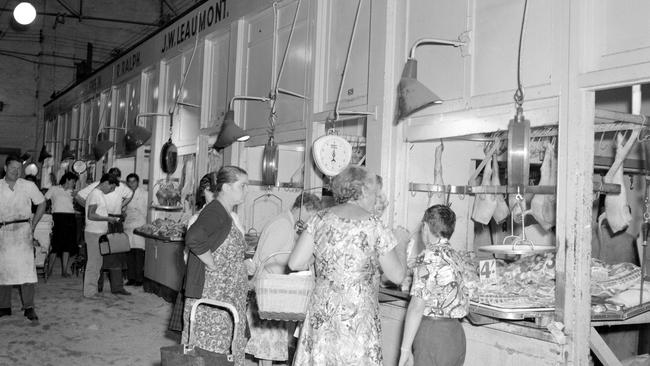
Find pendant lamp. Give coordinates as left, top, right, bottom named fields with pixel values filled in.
left=61, top=144, right=75, bottom=161
left=38, top=145, right=52, bottom=163
left=213, top=96, right=268, bottom=149
left=125, top=125, right=152, bottom=152
left=396, top=38, right=467, bottom=122
left=92, top=140, right=115, bottom=161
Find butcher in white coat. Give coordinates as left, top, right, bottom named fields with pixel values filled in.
left=0, top=155, right=46, bottom=322
left=124, top=173, right=148, bottom=286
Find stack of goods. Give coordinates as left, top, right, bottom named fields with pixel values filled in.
left=137, top=218, right=186, bottom=241
left=474, top=253, right=556, bottom=308
left=473, top=253, right=646, bottom=310
left=155, top=179, right=182, bottom=207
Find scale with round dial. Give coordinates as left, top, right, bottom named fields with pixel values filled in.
left=312, top=132, right=353, bottom=177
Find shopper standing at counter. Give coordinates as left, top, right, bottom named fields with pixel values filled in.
left=245, top=192, right=323, bottom=365
left=289, top=165, right=406, bottom=366
left=45, top=172, right=79, bottom=277
left=398, top=205, right=478, bottom=366
left=181, top=165, right=249, bottom=366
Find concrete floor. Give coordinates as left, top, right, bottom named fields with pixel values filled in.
left=0, top=270, right=178, bottom=366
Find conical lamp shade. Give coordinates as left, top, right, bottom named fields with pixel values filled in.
left=38, top=145, right=52, bottom=163
left=125, top=126, right=152, bottom=152
left=396, top=58, right=442, bottom=121
left=213, top=110, right=250, bottom=149
left=61, top=144, right=75, bottom=161
left=92, top=140, right=115, bottom=161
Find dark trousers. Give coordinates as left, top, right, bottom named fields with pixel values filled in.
left=127, top=248, right=145, bottom=282
left=413, top=317, right=466, bottom=366
left=0, top=283, right=35, bottom=310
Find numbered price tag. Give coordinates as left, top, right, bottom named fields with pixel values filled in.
left=479, top=259, right=497, bottom=284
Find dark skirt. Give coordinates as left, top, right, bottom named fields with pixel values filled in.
left=413, top=317, right=466, bottom=366
left=52, top=213, right=79, bottom=255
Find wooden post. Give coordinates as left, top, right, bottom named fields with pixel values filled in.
left=555, top=0, right=594, bottom=364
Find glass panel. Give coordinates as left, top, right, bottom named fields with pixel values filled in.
left=70, top=106, right=80, bottom=156
left=181, top=45, right=203, bottom=107
left=165, top=54, right=183, bottom=112
left=80, top=100, right=92, bottom=158
left=142, top=67, right=159, bottom=132
left=207, top=33, right=230, bottom=128
left=90, top=96, right=101, bottom=144
left=114, top=84, right=127, bottom=155
left=99, top=90, right=112, bottom=141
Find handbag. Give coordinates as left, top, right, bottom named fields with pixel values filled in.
left=98, top=232, right=131, bottom=255
left=160, top=298, right=239, bottom=366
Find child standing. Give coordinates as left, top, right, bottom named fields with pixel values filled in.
left=398, top=204, right=478, bottom=366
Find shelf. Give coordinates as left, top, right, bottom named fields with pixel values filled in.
left=408, top=180, right=621, bottom=195
left=151, top=204, right=184, bottom=211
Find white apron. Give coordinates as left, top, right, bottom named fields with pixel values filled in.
left=0, top=222, right=36, bottom=285
left=0, top=178, right=44, bottom=285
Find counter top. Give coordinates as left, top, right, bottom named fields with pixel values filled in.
left=134, top=228, right=184, bottom=242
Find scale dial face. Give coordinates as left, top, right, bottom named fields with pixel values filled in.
left=312, top=135, right=353, bottom=177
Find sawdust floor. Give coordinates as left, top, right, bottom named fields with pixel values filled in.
left=0, top=269, right=178, bottom=366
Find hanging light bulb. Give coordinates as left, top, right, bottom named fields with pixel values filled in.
left=13, top=2, right=37, bottom=25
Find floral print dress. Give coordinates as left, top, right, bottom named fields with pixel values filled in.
left=182, top=224, right=248, bottom=365
left=294, top=211, right=398, bottom=366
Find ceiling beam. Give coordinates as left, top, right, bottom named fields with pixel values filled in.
left=0, top=8, right=160, bottom=27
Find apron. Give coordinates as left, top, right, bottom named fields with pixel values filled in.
left=0, top=180, right=38, bottom=286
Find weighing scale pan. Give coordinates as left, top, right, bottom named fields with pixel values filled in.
left=478, top=244, right=556, bottom=255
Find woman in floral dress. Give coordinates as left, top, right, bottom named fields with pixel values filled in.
left=181, top=166, right=249, bottom=365
left=289, top=166, right=407, bottom=365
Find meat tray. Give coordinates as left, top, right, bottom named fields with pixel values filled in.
left=469, top=301, right=554, bottom=321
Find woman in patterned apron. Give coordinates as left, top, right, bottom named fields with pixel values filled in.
left=182, top=166, right=249, bottom=365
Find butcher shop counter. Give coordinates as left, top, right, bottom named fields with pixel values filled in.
left=134, top=229, right=186, bottom=303
left=378, top=287, right=564, bottom=366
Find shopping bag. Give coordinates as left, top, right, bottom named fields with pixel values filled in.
left=160, top=298, right=239, bottom=366
left=98, top=232, right=131, bottom=255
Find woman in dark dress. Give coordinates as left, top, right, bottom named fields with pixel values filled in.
left=44, top=172, right=79, bottom=277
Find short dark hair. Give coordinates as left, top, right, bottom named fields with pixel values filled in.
left=292, top=192, right=322, bottom=212
left=422, top=204, right=456, bottom=239
left=100, top=173, right=119, bottom=185
left=126, top=173, right=139, bottom=182
left=108, top=167, right=121, bottom=178
left=215, top=166, right=247, bottom=192
left=59, top=172, right=79, bottom=185
left=5, top=154, right=22, bottom=167
left=196, top=172, right=217, bottom=208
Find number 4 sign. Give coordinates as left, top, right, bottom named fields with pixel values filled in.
left=479, top=259, right=497, bottom=284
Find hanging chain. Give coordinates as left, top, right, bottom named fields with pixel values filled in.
left=513, top=0, right=528, bottom=109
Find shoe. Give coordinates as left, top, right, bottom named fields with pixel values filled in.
left=24, top=308, right=38, bottom=321
left=111, top=289, right=131, bottom=296
left=125, top=280, right=137, bottom=286
left=0, top=308, right=11, bottom=317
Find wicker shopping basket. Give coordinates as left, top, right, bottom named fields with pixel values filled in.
left=254, top=251, right=314, bottom=321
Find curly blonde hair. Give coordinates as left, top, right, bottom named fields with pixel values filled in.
left=331, top=166, right=377, bottom=204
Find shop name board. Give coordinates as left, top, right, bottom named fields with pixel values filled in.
left=161, top=0, right=229, bottom=53
left=114, top=51, right=142, bottom=79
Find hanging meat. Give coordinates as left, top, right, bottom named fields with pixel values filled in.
left=530, top=142, right=557, bottom=231
left=600, top=131, right=640, bottom=234
left=428, top=142, right=446, bottom=206
left=472, top=155, right=497, bottom=225
left=492, top=154, right=509, bottom=224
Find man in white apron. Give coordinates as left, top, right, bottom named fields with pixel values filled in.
left=124, top=173, right=148, bottom=286
left=0, top=155, right=46, bottom=321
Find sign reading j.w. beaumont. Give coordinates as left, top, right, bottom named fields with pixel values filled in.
left=161, top=0, right=229, bottom=54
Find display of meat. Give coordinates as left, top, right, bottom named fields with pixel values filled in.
left=530, top=142, right=557, bottom=231
left=491, top=155, right=509, bottom=224
left=601, top=131, right=639, bottom=234
left=428, top=142, right=446, bottom=206
left=472, top=155, right=497, bottom=225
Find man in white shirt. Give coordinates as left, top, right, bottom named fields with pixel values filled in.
left=75, top=167, right=133, bottom=213
left=83, top=173, right=125, bottom=298
left=124, top=173, right=148, bottom=286
left=0, top=155, right=46, bottom=321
